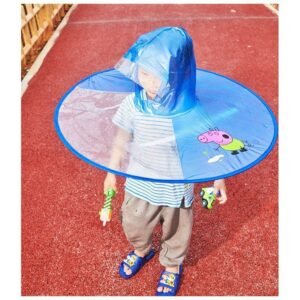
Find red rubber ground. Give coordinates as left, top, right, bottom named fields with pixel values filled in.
left=22, top=4, right=278, bottom=296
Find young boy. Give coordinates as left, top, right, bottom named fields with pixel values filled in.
left=104, top=27, right=227, bottom=296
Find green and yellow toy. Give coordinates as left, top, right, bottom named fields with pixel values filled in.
left=99, top=188, right=116, bottom=226
left=199, top=187, right=218, bottom=209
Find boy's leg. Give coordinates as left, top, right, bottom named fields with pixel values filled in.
left=159, top=202, right=193, bottom=268
left=121, top=192, right=162, bottom=256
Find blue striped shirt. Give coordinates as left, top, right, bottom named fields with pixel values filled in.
left=112, top=91, right=194, bottom=208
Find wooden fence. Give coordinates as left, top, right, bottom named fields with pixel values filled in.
left=21, top=4, right=72, bottom=79
left=270, top=4, right=279, bottom=10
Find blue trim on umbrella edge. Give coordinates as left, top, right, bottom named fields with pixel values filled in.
left=53, top=68, right=278, bottom=183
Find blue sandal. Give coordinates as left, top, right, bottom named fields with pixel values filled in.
left=119, top=249, right=155, bottom=279
left=155, top=265, right=183, bottom=296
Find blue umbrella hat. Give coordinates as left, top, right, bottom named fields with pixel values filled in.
left=55, top=26, right=278, bottom=183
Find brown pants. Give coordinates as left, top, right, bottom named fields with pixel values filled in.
left=120, top=192, right=193, bottom=268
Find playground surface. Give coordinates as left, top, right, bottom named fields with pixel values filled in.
left=22, top=4, right=278, bottom=296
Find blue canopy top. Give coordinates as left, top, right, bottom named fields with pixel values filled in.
left=115, top=26, right=197, bottom=116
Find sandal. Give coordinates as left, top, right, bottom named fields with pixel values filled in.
left=119, top=249, right=155, bottom=279
left=155, top=265, right=183, bottom=296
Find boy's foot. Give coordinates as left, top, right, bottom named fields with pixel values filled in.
left=119, top=248, right=155, bottom=279
left=156, top=266, right=178, bottom=293
left=156, top=265, right=183, bottom=296
left=123, top=250, right=145, bottom=275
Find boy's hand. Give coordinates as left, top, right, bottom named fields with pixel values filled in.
left=104, top=173, right=117, bottom=193
left=213, top=179, right=227, bottom=205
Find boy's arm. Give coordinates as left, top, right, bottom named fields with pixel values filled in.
left=108, top=128, right=132, bottom=170
left=104, top=128, right=132, bottom=191
left=213, top=179, right=227, bottom=204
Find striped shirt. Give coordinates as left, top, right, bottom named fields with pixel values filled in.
left=112, top=91, right=194, bottom=208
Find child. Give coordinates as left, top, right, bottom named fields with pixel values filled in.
left=104, top=27, right=227, bottom=296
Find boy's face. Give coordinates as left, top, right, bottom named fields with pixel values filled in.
left=137, top=67, right=162, bottom=99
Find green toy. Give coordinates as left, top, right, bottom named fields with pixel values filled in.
left=199, top=187, right=218, bottom=209
left=99, top=188, right=116, bottom=226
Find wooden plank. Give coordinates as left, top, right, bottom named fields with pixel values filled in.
left=45, top=5, right=54, bottom=28
left=21, top=5, right=26, bottom=22
left=37, top=5, right=48, bottom=28
left=28, top=17, right=38, bottom=36
left=22, top=43, right=31, bottom=58
left=21, top=25, right=31, bottom=45
left=35, top=9, right=45, bottom=30
left=25, top=4, right=33, bottom=14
